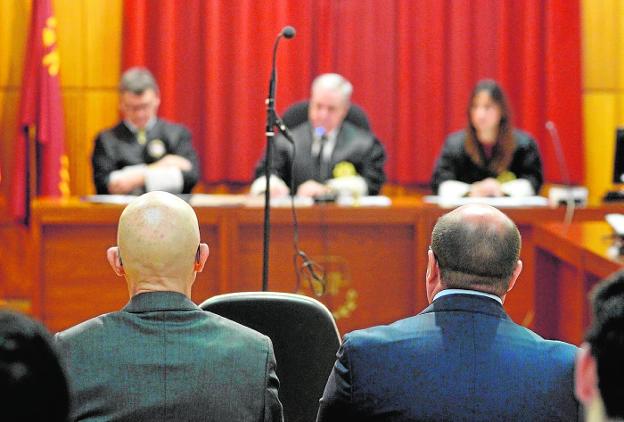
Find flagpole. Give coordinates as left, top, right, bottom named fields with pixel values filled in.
left=26, top=125, right=37, bottom=225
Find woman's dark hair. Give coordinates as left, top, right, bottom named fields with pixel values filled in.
left=0, top=311, right=70, bottom=421
left=465, top=79, right=515, bottom=174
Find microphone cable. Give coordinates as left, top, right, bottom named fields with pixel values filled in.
left=279, top=122, right=328, bottom=296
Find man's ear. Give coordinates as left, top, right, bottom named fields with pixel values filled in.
left=575, top=343, right=598, bottom=406
left=106, top=246, right=125, bottom=277
left=506, top=259, right=523, bottom=294
left=194, top=243, right=209, bottom=272
left=426, top=249, right=443, bottom=303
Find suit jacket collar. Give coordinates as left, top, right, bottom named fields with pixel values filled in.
left=114, top=118, right=164, bottom=142
left=123, top=291, right=200, bottom=313
left=421, top=293, right=510, bottom=320
left=123, top=116, right=158, bottom=134
left=302, top=120, right=358, bottom=164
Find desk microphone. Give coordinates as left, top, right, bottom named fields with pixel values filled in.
left=545, top=121, right=575, bottom=228
left=545, top=121, right=570, bottom=186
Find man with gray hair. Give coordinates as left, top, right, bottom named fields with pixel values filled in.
left=252, top=73, right=386, bottom=198
left=318, top=204, right=579, bottom=421
left=92, top=67, right=200, bottom=195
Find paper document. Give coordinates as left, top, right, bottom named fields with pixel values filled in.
left=81, top=195, right=138, bottom=205
left=424, top=195, right=549, bottom=208
left=190, top=194, right=248, bottom=207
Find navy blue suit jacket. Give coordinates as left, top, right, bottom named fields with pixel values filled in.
left=317, top=294, right=579, bottom=421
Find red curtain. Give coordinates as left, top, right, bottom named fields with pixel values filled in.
left=123, top=0, right=583, bottom=187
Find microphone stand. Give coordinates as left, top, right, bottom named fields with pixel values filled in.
left=262, top=28, right=294, bottom=291
left=546, top=121, right=575, bottom=230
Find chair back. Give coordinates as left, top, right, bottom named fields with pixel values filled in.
left=200, top=292, right=341, bottom=422
left=281, top=100, right=371, bottom=131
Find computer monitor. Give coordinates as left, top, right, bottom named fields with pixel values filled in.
left=613, top=127, right=624, bottom=184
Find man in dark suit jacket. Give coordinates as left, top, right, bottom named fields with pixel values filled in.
left=251, top=73, right=386, bottom=198
left=317, top=204, right=579, bottom=421
left=92, top=67, right=200, bottom=195
left=55, top=192, right=283, bottom=421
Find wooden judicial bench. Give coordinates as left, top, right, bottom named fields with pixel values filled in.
left=534, top=221, right=624, bottom=344
left=28, top=197, right=621, bottom=340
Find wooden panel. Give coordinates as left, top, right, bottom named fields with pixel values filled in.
left=583, top=93, right=616, bottom=203
left=85, top=0, right=122, bottom=87
left=582, top=0, right=617, bottom=90
left=235, top=221, right=417, bottom=334
left=28, top=200, right=618, bottom=338
left=0, top=225, right=33, bottom=301
left=54, top=0, right=85, bottom=87
left=0, top=90, right=19, bottom=201
left=617, top=1, right=624, bottom=90
left=534, top=221, right=624, bottom=343
left=41, top=224, right=121, bottom=330
left=62, top=92, right=86, bottom=196
left=0, top=0, right=29, bottom=87
left=83, top=91, right=121, bottom=194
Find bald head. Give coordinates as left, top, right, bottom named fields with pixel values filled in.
left=430, top=204, right=521, bottom=296
left=108, top=192, right=209, bottom=297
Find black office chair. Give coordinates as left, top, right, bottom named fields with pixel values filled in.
left=281, top=100, right=372, bottom=131
left=200, top=292, right=341, bottom=422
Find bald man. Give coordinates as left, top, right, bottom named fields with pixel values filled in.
left=55, top=192, right=283, bottom=421
left=317, top=204, right=579, bottom=421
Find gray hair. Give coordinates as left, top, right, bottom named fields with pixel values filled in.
left=311, top=73, right=353, bottom=103
left=119, top=67, right=159, bottom=95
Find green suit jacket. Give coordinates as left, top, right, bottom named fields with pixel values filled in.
left=55, top=291, right=283, bottom=421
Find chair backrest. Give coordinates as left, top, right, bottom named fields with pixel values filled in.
left=200, top=292, right=341, bottom=422
left=281, top=100, right=371, bottom=132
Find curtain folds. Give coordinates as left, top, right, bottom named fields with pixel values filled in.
left=123, top=0, right=583, bottom=186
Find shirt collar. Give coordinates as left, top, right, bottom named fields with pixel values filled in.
left=124, top=117, right=157, bottom=134
left=123, top=291, right=199, bottom=313
left=433, top=288, right=503, bottom=305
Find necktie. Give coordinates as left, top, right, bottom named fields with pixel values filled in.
left=137, top=129, right=147, bottom=145
left=316, top=134, right=328, bottom=181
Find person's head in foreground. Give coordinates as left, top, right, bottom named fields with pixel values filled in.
left=427, top=203, right=522, bottom=302
left=575, top=271, right=624, bottom=421
left=0, top=310, right=70, bottom=421
left=107, top=190, right=209, bottom=298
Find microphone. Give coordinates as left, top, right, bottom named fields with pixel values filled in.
left=267, top=25, right=297, bottom=117
left=281, top=26, right=296, bottom=39
left=545, top=121, right=570, bottom=186
left=545, top=121, right=580, bottom=228
left=314, top=126, right=326, bottom=138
